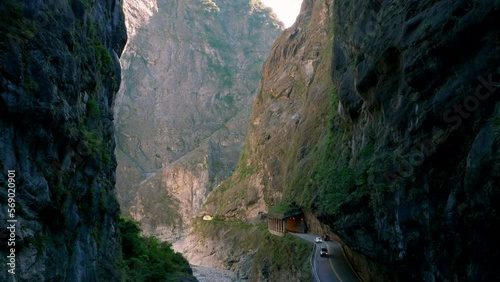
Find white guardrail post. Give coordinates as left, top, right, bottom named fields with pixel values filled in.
left=310, top=243, right=320, bottom=282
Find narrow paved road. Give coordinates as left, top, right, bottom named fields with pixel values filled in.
left=293, top=233, right=361, bottom=282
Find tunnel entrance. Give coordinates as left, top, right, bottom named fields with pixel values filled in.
left=267, top=209, right=306, bottom=236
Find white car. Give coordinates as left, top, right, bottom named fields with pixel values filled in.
left=315, top=237, right=322, bottom=243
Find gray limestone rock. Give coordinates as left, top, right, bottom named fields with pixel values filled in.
left=114, top=0, right=281, bottom=242
left=0, top=0, right=127, bottom=281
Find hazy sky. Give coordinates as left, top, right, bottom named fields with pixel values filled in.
left=261, top=0, right=303, bottom=28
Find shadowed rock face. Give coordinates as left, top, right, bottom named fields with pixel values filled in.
left=0, top=0, right=126, bottom=281
left=329, top=0, right=500, bottom=280
left=198, top=0, right=500, bottom=281
left=114, top=0, right=281, bottom=242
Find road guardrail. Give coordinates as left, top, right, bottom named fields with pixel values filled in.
left=310, top=243, right=320, bottom=282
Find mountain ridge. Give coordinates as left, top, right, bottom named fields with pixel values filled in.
left=190, top=0, right=500, bottom=281
left=114, top=0, right=282, bottom=243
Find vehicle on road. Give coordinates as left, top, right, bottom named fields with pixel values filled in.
left=320, top=247, right=329, bottom=257
left=323, top=234, right=330, bottom=241
left=315, top=237, right=323, bottom=243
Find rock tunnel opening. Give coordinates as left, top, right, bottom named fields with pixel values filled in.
left=267, top=210, right=306, bottom=236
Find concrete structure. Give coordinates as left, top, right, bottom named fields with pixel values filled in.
left=267, top=210, right=306, bottom=236
left=202, top=215, right=213, bottom=221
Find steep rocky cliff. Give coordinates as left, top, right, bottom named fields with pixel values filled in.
left=182, top=0, right=331, bottom=279
left=201, top=0, right=333, bottom=221
left=114, top=0, right=281, bottom=242
left=0, top=0, right=126, bottom=281
left=199, top=0, right=500, bottom=281
left=328, top=1, right=500, bottom=280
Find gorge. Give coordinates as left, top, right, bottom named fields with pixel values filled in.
left=178, top=0, right=500, bottom=280
left=1, top=0, right=499, bottom=281
left=114, top=0, right=281, bottom=245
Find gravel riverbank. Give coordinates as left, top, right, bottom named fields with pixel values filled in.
left=192, top=265, right=237, bottom=282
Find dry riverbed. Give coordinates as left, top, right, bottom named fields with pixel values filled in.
left=191, top=265, right=237, bottom=282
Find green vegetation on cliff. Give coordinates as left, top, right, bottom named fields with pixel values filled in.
left=0, top=0, right=127, bottom=280
left=211, top=0, right=500, bottom=280
left=119, top=216, right=197, bottom=282
left=193, top=218, right=312, bottom=281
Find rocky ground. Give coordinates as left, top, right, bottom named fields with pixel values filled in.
left=192, top=265, right=237, bottom=282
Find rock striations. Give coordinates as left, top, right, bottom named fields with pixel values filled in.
left=0, top=0, right=126, bottom=281
left=197, top=0, right=500, bottom=281
left=114, top=0, right=281, bottom=243
left=201, top=0, right=334, bottom=221
left=183, top=0, right=334, bottom=279
left=329, top=0, right=500, bottom=280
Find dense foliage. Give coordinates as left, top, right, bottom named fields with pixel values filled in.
left=118, top=216, right=197, bottom=282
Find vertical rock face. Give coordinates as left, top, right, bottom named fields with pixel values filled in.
left=114, top=0, right=281, bottom=242
left=330, top=0, right=500, bottom=280
left=201, top=0, right=500, bottom=281
left=185, top=0, right=333, bottom=278
left=202, top=0, right=334, bottom=221
left=0, top=0, right=126, bottom=281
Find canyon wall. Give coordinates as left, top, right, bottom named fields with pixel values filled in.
left=183, top=0, right=331, bottom=279
left=198, top=0, right=500, bottom=281
left=114, top=0, right=281, bottom=242
left=0, top=0, right=127, bottom=281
